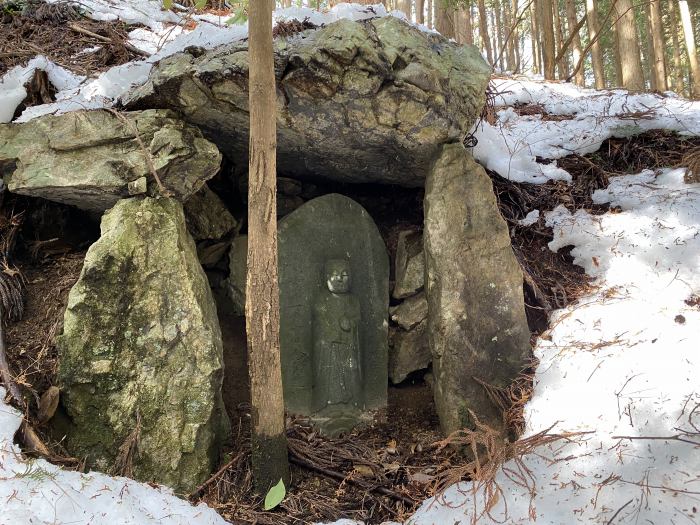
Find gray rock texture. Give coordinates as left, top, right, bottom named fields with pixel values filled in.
left=393, top=230, right=424, bottom=299
left=389, top=321, right=431, bottom=384
left=424, top=144, right=531, bottom=436
left=183, top=185, right=237, bottom=241
left=0, top=109, right=221, bottom=213
left=57, top=197, right=229, bottom=493
left=226, top=235, right=248, bottom=316
left=124, top=17, right=490, bottom=187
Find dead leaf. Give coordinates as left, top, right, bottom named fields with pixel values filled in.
left=353, top=464, right=374, bottom=477
left=408, top=471, right=434, bottom=484
left=38, top=386, right=59, bottom=424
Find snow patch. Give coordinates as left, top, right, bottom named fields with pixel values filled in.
left=0, top=387, right=228, bottom=525
left=472, top=78, right=700, bottom=183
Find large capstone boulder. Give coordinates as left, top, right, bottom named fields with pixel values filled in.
left=124, top=17, right=490, bottom=187
left=424, top=144, right=531, bottom=436
left=57, top=197, right=229, bottom=493
left=0, top=109, right=222, bottom=213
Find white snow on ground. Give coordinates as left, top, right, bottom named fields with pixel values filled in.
left=472, top=78, right=700, bottom=183
left=0, top=56, right=84, bottom=123
left=0, top=387, right=227, bottom=525
left=404, top=168, right=700, bottom=524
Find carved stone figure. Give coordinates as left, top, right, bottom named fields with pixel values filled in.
left=313, top=259, right=362, bottom=413
left=277, top=194, right=389, bottom=435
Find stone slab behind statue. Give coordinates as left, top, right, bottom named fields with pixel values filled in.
left=124, top=17, right=490, bottom=187
left=0, top=109, right=221, bottom=213
left=57, top=197, right=229, bottom=493
left=277, top=194, right=389, bottom=435
left=424, top=144, right=531, bottom=436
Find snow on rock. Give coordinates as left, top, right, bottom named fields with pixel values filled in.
left=0, top=387, right=228, bottom=525
left=0, top=56, right=84, bottom=123
left=1, top=2, right=430, bottom=123
left=402, top=168, right=700, bottom=524
left=472, top=78, right=700, bottom=183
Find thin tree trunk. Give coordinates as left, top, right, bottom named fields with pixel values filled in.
left=490, top=9, right=499, bottom=66
left=553, top=0, right=568, bottom=78
left=455, top=6, right=474, bottom=45
left=586, top=0, right=606, bottom=88
left=611, top=13, right=624, bottom=86
left=478, top=0, right=494, bottom=65
left=642, top=2, right=657, bottom=90
left=397, top=0, right=412, bottom=18
left=540, top=0, right=557, bottom=79
left=436, top=1, right=455, bottom=38
left=648, top=0, right=667, bottom=90
left=614, top=0, right=644, bottom=90
left=565, top=0, right=585, bottom=85
left=427, top=0, right=433, bottom=28
left=416, top=0, right=425, bottom=24
left=247, top=0, right=290, bottom=494
left=510, top=0, right=520, bottom=71
left=503, top=0, right=516, bottom=71
left=679, top=0, right=700, bottom=98
left=531, top=0, right=541, bottom=74
left=494, top=0, right=505, bottom=70
left=668, top=0, right=684, bottom=94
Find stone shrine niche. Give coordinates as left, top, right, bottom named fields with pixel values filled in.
left=278, top=194, right=389, bottom=435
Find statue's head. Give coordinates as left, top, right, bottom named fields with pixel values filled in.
left=325, top=259, right=351, bottom=294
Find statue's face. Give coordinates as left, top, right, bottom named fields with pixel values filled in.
left=326, top=260, right=351, bottom=293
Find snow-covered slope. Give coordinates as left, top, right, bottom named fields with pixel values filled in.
left=406, top=167, right=700, bottom=524
left=0, top=387, right=227, bottom=525
left=472, top=79, right=700, bottom=183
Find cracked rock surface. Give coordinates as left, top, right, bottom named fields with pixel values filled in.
left=0, top=109, right=221, bottom=213
left=124, top=17, right=490, bottom=187
left=57, top=197, right=229, bottom=493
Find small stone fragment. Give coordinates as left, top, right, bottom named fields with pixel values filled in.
left=226, top=235, right=248, bottom=315
left=389, top=292, right=428, bottom=330
left=393, top=230, right=424, bottom=299
left=184, top=184, right=237, bottom=241
left=127, top=177, right=148, bottom=196
left=389, top=321, right=431, bottom=384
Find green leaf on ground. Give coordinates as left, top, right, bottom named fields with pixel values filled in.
left=263, top=478, right=285, bottom=511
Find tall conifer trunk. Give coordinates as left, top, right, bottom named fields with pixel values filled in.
left=614, top=0, right=645, bottom=90
left=679, top=0, right=700, bottom=97
left=586, top=0, right=606, bottom=88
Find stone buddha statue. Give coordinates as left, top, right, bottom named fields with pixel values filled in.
left=312, top=259, right=362, bottom=419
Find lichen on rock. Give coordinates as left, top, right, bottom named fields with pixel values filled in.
left=57, top=196, right=229, bottom=493
left=124, top=16, right=490, bottom=187
left=0, top=109, right=222, bottom=213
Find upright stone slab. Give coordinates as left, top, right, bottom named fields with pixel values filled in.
left=424, top=144, right=531, bottom=436
left=58, top=197, right=229, bottom=493
left=278, top=194, right=389, bottom=435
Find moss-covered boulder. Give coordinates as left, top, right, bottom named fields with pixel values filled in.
left=124, top=17, right=490, bottom=187
left=424, top=144, right=531, bottom=436
left=57, top=197, right=229, bottom=493
left=0, top=109, right=221, bottom=213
